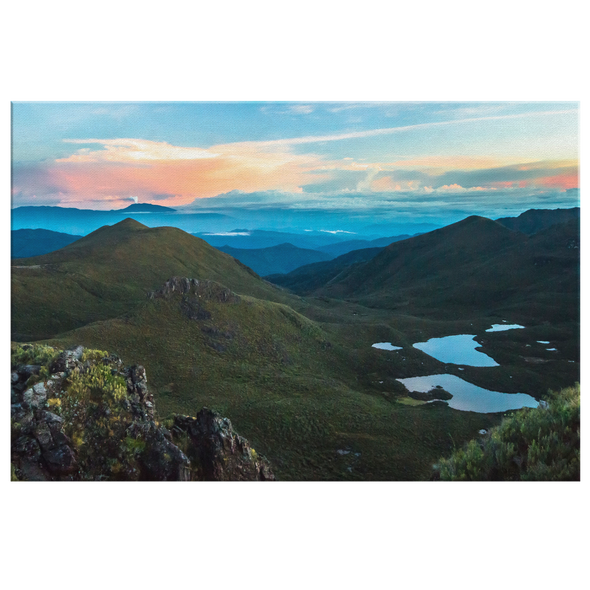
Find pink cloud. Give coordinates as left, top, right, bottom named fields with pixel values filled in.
left=22, top=138, right=334, bottom=208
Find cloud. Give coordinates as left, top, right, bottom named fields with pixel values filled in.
left=12, top=103, right=578, bottom=211
left=59, top=138, right=217, bottom=162
left=288, top=105, right=315, bottom=115
left=245, top=108, right=577, bottom=148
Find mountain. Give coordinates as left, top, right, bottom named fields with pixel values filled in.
left=11, top=212, right=580, bottom=481
left=318, top=216, right=580, bottom=322
left=195, top=229, right=365, bottom=250
left=217, top=243, right=332, bottom=276
left=12, top=205, right=232, bottom=235
left=315, top=235, right=415, bottom=257
left=11, top=228, right=82, bottom=258
left=11, top=218, right=287, bottom=341
left=266, top=247, right=384, bottom=293
left=119, top=203, right=176, bottom=212
left=496, top=207, right=579, bottom=234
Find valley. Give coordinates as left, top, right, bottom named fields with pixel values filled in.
left=11, top=208, right=580, bottom=480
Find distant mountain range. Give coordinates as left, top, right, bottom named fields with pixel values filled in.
left=119, top=203, right=176, bottom=212
left=218, top=243, right=333, bottom=276
left=11, top=228, right=82, bottom=258
left=194, top=229, right=368, bottom=250
left=11, top=205, right=231, bottom=235
left=11, top=207, right=580, bottom=481
left=314, top=235, right=416, bottom=257
left=266, top=247, right=384, bottom=292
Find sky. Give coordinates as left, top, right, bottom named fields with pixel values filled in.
left=11, top=101, right=579, bottom=225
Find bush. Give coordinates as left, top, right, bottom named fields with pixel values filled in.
left=437, top=384, right=580, bottom=481
left=11, top=343, right=59, bottom=367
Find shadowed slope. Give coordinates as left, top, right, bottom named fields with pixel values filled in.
left=218, top=242, right=332, bottom=276
left=267, top=246, right=384, bottom=294
left=11, top=228, right=83, bottom=258
left=318, top=216, right=579, bottom=322
left=496, top=207, right=579, bottom=235
left=11, top=219, right=288, bottom=341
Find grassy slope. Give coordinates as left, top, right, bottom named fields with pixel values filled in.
left=46, top=283, right=499, bottom=481
left=13, top=216, right=579, bottom=480
left=11, top=218, right=290, bottom=341
left=318, top=217, right=579, bottom=324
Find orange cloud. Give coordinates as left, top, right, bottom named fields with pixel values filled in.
left=47, top=138, right=332, bottom=207
left=535, top=172, right=579, bottom=190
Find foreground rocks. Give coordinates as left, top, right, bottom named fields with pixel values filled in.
left=11, top=344, right=274, bottom=482
left=173, top=410, right=274, bottom=481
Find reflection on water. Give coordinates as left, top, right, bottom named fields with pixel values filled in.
left=372, top=342, right=402, bottom=351
left=413, top=334, right=498, bottom=367
left=397, top=374, right=539, bottom=413
left=486, top=323, right=525, bottom=332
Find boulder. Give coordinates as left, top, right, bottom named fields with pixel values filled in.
left=22, top=382, right=48, bottom=409
left=49, top=345, right=84, bottom=373
left=173, top=409, right=275, bottom=481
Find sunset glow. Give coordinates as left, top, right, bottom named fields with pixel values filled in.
left=12, top=102, right=579, bottom=216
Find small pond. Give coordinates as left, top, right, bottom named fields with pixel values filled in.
left=372, top=342, right=402, bottom=351
left=486, top=323, right=525, bottom=332
left=397, top=374, right=539, bottom=413
left=413, top=334, right=498, bottom=367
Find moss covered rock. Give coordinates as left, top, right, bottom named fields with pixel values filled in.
left=11, top=343, right=274, bottom=482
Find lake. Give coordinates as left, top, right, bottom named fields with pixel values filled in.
left=413, top=334, right=498, bottom=367
left=397, top=374, right=539, bottom=413
left=372, top=342, right=402, bottom=351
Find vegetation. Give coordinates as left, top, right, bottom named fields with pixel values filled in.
left=12, top=342, right=60, bottom=367
left=437, top=384, right=580, bottom=481
left=11, top=213, right=580, bottom=480
left=11, top=343, right=156, bottom=480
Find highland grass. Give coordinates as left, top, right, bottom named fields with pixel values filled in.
left=13, top=217, right=580, bottom=480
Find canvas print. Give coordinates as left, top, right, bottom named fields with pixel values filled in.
left=10, top=102, right=580, bottom=481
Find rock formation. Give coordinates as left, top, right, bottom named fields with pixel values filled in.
left=11, top=344, right=274, bottom=481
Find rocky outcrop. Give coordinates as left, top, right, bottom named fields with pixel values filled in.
left=11, top=344, right=274, bottom=482
left=148, top=276, right=240, bottom=304
left=172, top=409, right=275, bottom=481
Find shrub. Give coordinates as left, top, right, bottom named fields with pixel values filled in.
left=11, top=343, right=59, bottom=367
left=437, top=384, right=580, bottom=481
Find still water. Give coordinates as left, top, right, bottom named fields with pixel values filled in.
left=372, top=342, right=402, bottom=351
left=413, top=334, right=498, bottom=367
left=397, top=374, right=539, bottom=413
left=486, top=323, right=525, bottom=332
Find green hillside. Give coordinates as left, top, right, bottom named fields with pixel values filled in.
left=318, top=216, right=579, bottom=323
left=44, top=276, right=500, bottom=480
left=12, top=218, right=288, bottom=341
left=12, top=214, right=580, bottom=480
